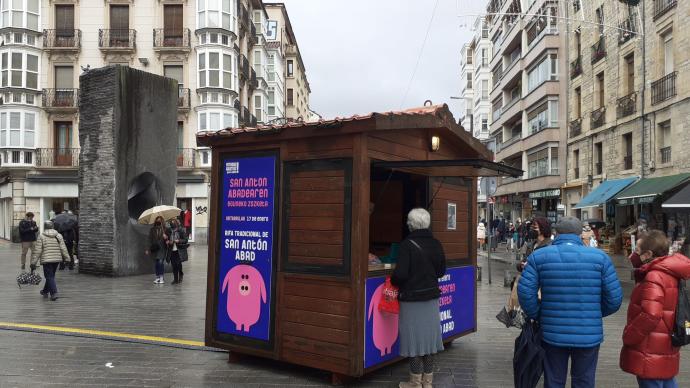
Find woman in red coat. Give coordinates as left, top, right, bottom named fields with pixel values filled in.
left=620, top=230, right=690, bottom=388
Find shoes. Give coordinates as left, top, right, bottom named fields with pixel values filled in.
left=50, top=295, right=58, bottom=301
left=421, top=373, right=433, bottom=388
left=158, top=277, right=164, bottom=284
left=171, top=280, right=179, bottom=285
left=399, top=373, right=422, bottom=388
left=154, top=277, right=163, bottom=284
left=40, top=290, right=48, bottom=297
left=179, top=272, right=184, bottom=282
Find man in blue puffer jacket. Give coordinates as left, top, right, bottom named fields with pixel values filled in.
left=518, top=216, right=622, bottom=388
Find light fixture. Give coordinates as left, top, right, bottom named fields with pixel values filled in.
left=138, top=57, right=149, bottom=66
left=431, top=136, right=440, bottom=152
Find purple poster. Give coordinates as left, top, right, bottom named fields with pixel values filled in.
left=364, top=266, right=476, bottom=369
left=216, top=155, right=276, bottom=342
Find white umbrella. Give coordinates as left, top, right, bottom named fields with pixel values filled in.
left=137, top=205, right=181, bottom=225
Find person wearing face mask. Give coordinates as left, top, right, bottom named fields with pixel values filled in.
left=166, top=218, right=189, bottom=285
left=620, top=230, right=690, bottom=388
left=145, top=216, right=169, bottom=284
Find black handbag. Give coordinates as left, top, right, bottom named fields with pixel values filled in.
left=671, top=280, right=690, bottom=347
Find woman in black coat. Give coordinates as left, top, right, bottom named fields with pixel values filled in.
left=166, top=218, right=189, bottom=284
left=391, top=208, right=446, bottom=388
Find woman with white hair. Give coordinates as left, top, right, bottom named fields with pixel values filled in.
left=391, top=208, right=447, bottom=388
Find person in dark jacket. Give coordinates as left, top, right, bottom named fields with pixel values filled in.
left=620, top=230, right=690, bottom=388
left=18, top=212, right=38, bottom=271
left=518, top=216, right=622, bottom=388
left=391, top=208, right=446, bottom=388
left=58, top=227, right=76, bottom=271
left=166, top=218, right=188, bottom=284
left=145, top=216, right=169, bottom=284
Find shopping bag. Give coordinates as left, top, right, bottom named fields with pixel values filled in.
left=378, top=276, right=400, bottom=314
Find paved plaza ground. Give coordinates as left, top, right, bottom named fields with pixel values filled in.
left=0, top=240, right=688, bottom=387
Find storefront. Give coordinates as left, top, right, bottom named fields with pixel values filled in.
left=573, top=177, right=637, bottom=229
left=176, top=175, right=210, bottom=243
left=615, top=173, right=690, bottom=231
left=24, top=176, right=79, bottom=233
left=662, top=183, right=690, bottom=251
left=528, top=188, right=561, bottom=223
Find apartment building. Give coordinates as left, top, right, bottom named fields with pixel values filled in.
left=487, top=0, right=567, bottom=224
left=565, top=0, right=690, bottom=231
left=0, top=0, right=310, bottom=242
left=460, top=16, right=493, bottom=219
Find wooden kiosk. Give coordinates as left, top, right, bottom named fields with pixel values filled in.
left=199, top=104, right=521, bottom=380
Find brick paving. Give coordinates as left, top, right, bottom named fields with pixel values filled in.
left=0, top=240, right=688, bottom=387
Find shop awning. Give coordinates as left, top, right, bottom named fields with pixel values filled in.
left=662, top=183, right=690, bottom=209
left=573, top=177, right=638, bottom=209
left=371, top=159, right=523, bottom=178
left=615, top=173, right=690, bottom=205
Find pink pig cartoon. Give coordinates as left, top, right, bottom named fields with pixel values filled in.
left=222, top=265, right=267, bottom=332
left=368, top=283, right=399, bottom=356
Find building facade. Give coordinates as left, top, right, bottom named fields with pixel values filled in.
left=486, top=0, right=567, bottom=224
left=564, top=0, right=689, bottom=232
left=0, top=0, right=310, bottom=243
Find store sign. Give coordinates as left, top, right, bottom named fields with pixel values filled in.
left=529, top=189, right=561, bottom=199
left=363, top=266, right=475, bottom=369
left=216, top=155, right=276, bottom=342
left=618, top=196, right=655, bottom=206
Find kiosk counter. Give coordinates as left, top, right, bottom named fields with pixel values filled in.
left=197, top=104, right=522, bottom=381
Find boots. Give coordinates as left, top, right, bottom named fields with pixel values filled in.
left=399, top=373, right=422, bottom=388
left=422, top=373, right=433, bottom=388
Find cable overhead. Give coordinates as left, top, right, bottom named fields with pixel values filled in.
left=399, top=0, right=440, bottom=109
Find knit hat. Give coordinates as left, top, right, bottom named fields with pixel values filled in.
left=554, top=216, right=582, bottom=235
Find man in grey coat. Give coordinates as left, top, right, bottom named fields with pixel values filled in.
left=30, top=221, right=70, bottom=301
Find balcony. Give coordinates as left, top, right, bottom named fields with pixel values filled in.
left=569, top=118, right=582, bottom=138
left=591, top=37, right=606, bottom=65
left=153, top=28, right=191, bottom=53
left=239, top=54, right=249, bottom=82
left=99, top=29, right=136, bottom=51
left=651, top=71, right=677, bottom=105
left=249, top=67, right=257, bottom=89
left=654, top=0, right=677, bottom=20
left=624, top=155, right=633, bottom=170
left=249, top=23, right=257, bottom=44
left=177, top=88, right=190, bottom=112
left=618, top=17, right=637, bottom=46
left=176, top=148, right=196, bottom=168
left=570, top=56, right=582, bottom=79
left=42, top=88, right=79, bottom=113
left=35, top=148, right=79, bottom=168
left=590, top=107, right=606, bottom=130
left=239, top=106, right=251, bottom=126
left=595, top=161, right=602, bottom=175
left=660, top=146, right=672, bottom=164
left=43, top=29, right=81, bottom=54
left=616, top=92, right=637, bottom=118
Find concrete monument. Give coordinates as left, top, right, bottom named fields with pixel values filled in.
left=78, top=66, right=178, bottom=276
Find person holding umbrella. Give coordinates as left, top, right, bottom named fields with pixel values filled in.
left=53, top=211, right=78, bottom=270
left=145, top=216, right=169, bottom=284
left=30, top=221, right=70, bottom=301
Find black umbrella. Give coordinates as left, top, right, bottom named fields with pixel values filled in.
left=53, top=213, right=78, bottom=232
left=513, top=319, right=544, bottom=388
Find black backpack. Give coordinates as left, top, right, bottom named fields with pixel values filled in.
left=671, top=280, right=690, bottom=347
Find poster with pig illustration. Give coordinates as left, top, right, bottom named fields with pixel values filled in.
left=364, top=266, right=476, bottom=369
left=216, top=155, right=276, bottom=342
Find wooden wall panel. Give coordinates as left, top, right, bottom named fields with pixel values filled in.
left=430, top=180, right=472, bottom=260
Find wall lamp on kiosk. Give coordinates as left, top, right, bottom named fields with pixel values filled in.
left=430, top=135, right=441, bottom=152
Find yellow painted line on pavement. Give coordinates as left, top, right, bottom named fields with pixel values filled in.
left=0, top=322, right=205, bottom=347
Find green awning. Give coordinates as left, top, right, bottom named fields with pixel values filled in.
left=615, top=173, right=690, bottom=205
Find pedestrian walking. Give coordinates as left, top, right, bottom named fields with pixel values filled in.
left=18, top=212, right=38, bottom=271
left=145, top=216, right=169, bottom=284
left=30, top=221, right=70, bottom=301
left=166, top=218, right=188, bottom=285
left=477, top=221, right=486, bottom=251
left=507, top=222, right=516, bottom=252
left=581, top=223, right=596, bottom=247
left=518, top=216, right=623, bottom=388
left=391, top=208, right=446, bottom=388
left=58, top=227, right=76, bottom=270
left=620, top=230, right=690, bottom=388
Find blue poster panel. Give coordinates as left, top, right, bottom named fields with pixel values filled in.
left=364, top=266, right=476, bottom=369
left=216, top=155, right=276, bottom=342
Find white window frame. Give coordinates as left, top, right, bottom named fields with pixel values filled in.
left=197, top=0, right=235, bottom=32
left=1, top=0, right=39, bottom=31
left=0, top=110, right=35, bottom=149
left=663, top=31, right=673, bottom=75
left=197, top=48, right=235, bottom=91
left=1, top=50, right=38, bottom=89
left=527, top=54, right=557, bottom=92
left=527, top=99, right=558, bottom=135
left=197, top=108, right=237, bottom=132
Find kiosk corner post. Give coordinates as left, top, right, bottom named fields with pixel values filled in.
left=485, top=179, right=492, bottom=285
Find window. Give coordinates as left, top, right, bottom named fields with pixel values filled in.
left=0, top=111, right=34, bottom=148
left=481, top=117, right=488, bottom=132
left=198, top=109, right=237, bottom=132
left=267, top=54, right=275, bottom=82
left=658, top=121, right=672, bottom=164
left=527, top=100, right=558, bottom=134
left=200, top=149, right=211, bottom=166
left=481, top=48, right=488, bottom=67
left=466, top=48, right=473, bottom=65
left=164, top=5, right=183, bottom=41
left=528, top=148, right=551, bottom=178
left=596, top=72, right=605, bottom=108
left=624, top=54, right=634, bottom=95
left=1, top=0, right=39, bottom=30
left=574, top=87, right=581, bottom=118
left=550, top=147, right=559, bottom=175
left=575, top=30, right=581, bottom=55
left=267, top=88, right=275, bottom=116
left=662, top=31, right=673, bottom=75
left=197, top=50, right=235, bottom=90
left=623, top=132, right=633, bottom=169
left=287, top=88, right=293, bottom=106
left=481, top=80, right=488, bottom=100
left=286, top=60, right=293, bottom=77
left=527, top=54, right=557, bottom=92
left=164, top=65, right=183, bottom=88
left=198, top=0, right=234, bottom=31
left=253, top=49, right=263, bottom=79
left=254, top=94, right=263, bottom=123
left=466, top=73, right=473, bottom=89
left=0, top=50, right=38, bottom=89
left=595, top=142, right=603, bottom=174
left=595, top=6, right=604, bottom=35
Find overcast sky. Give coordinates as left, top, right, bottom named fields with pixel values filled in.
left=271, top=0, right=487, bottom=120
